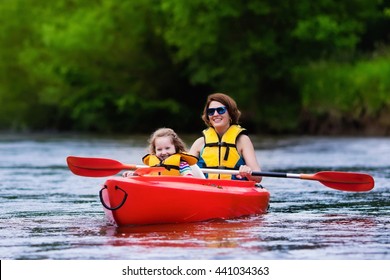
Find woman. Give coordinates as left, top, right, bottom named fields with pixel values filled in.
left=189, top=93, right=262, bottom=182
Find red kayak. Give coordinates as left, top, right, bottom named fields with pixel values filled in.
left=66, top=156, right=373, bottom=226
left=100, top=175, right=270, bottom=226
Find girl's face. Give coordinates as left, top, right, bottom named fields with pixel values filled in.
left=155, top=136, right=176, bottom=160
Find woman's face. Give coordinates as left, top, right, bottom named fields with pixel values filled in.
left=155, top=136, right=176, bottom=160
left=207, top=100, right=230, bottom=130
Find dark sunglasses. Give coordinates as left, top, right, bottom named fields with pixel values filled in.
left=207, top=106, right=227, bottom=116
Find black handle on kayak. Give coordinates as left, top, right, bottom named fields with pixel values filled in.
left=99, top=185, right=128, bottom=211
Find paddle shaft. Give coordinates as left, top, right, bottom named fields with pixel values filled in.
left=203, top=168, right=299, bottom=178
left=198, top=168, right=374, bottom=191
left=66, top=156, right=374, bottom=191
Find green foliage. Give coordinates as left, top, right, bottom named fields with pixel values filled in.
left=293, top=51, right=390, bottom=119
left=0, top=0, right=389, bottom=134
left=0, top=0, right=197, bottom=132
left=158, top=0, right=385, bottom=131
left=160, top=0, right=382, bottom=83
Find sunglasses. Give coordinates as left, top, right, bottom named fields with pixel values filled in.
left=207, top=106, right=227, bottom=116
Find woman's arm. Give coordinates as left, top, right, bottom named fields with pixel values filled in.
left=189, top=137, right=204, bottom=158
left=237, top=134, right=262, bottom=182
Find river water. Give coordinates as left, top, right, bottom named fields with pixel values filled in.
left=0, top=134, right=388, bottom=260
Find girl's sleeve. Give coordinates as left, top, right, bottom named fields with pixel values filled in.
left=179, top=161, right=193, bottom=176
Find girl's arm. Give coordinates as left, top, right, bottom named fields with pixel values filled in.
left=179, top=161, right=193, bottom=176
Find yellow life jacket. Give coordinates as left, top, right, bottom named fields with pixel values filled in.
left=142, top=153, right=198, bottom=176
left=200, top=125, right=247, bottom=179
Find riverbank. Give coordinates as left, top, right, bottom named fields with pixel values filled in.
left=299, top=107, right=390, bottom=136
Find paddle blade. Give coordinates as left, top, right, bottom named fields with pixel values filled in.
left=68, top=164, right=122, bottom=177
left=66, top=156, right=136, bottom=177
left=302, top=171, right=375, bottom=192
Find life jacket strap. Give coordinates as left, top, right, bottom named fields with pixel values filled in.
left=204, top=142, right=236, bottom=161
left=154, top=163, right=180, bottom=171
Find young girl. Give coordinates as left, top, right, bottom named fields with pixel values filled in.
left=121, top=128, right=198, bottom=177
left=141, top=127, right=198, bottom=176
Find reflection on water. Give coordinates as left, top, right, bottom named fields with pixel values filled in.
left=102, top=218, right=265, bottom=249
left=0, top=134, right=389, bottom=260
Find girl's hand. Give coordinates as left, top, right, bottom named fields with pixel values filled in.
left=237, top=165, right=252, bottom=179
left=122, top=171, right=134, bottom=177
